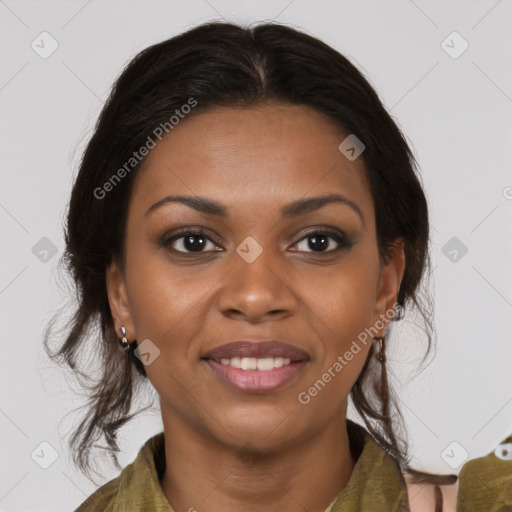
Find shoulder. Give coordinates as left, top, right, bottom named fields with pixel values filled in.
left=401, top=434, right=512, bottom=512
left=73, top=475, right=121, bottom=512
left=457, top=434, right=512, bottom=511
left=72, top=432, right=167, bottom=512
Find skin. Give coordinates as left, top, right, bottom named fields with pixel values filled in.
left=106, top=102, right=405, bottom=512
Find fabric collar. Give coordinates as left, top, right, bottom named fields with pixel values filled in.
left=95, top=419, right=409, bottom=512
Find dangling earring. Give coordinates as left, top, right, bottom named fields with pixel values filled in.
left=375, top=336, right=385, bottom=363
left=375, top=335, right=390, bottom=425
left=120, top=325, right=129, bottom=350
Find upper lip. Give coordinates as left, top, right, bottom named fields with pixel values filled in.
left=202, top=340, right=310, bottom=362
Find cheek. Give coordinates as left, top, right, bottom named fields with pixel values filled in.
left=124, top=256, right=214, bottom=395
left=302, top=258, right=377, bottom=385
left=308, top=260, right=378, bottom=339
left=124, top=248, right=212, bottom=347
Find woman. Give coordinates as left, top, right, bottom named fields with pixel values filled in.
left=44, top=21, right=511, bottom=512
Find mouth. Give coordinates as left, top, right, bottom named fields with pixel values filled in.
left=201, top=340, right=310, bottom=393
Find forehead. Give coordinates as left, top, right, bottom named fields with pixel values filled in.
left=129, top=103, right=372, bottom=221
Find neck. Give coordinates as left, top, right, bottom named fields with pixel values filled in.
left=160, top=407, right=356, bottom=512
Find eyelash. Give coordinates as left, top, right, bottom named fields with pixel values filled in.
left=159, top=227, right=354, bottom=256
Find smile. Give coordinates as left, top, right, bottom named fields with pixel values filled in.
left=216, top=356, right=292, bottom=370
left=204, top=358, right=308, bottom=393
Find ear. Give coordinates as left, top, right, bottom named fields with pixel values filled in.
left=106, top=260, right=136, bottom=342
left=372, top=238, right=406, bottom=337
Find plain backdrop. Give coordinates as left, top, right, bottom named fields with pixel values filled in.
left=1, top=1, right=511, bottom=510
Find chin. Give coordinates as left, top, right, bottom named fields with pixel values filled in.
left=213, top=405, right=304, bottom=451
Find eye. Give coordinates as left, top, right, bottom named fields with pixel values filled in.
left=291, top=228, right=353, bottom=254
left=160, top=227, right=354, bottom=255
left=161, top=228, right=222, bottom=254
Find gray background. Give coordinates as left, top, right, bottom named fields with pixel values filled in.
left=1, top=0, right=511, bottom=510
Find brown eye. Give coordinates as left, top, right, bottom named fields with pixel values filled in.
left=161, top=229, right=221, bottom=254
left=291, top=229, right=354, bottom=254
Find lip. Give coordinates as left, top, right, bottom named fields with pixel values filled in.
left=204, top=359, right=309, bottom=393
left=202, top=340, right=310, bottom=362
left=201, top=340, right=310, bottom=393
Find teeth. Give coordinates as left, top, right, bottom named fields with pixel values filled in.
left=241, top=357, right=257, bottom=370
left=218, top=356, right=292, bottom=370
left=257, top=357, right=274, bottom=370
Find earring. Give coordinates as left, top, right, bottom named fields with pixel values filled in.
left=120, top=325, right=129, bottom=349
left=393, top=303, right=404, bottom=320
left=375, top=336, right=385, bottom=363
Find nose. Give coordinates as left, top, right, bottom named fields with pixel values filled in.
left=217, top=245, right=297, bottom=323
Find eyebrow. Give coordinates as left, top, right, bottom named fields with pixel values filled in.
left=145, top=193, right=364, bottom=226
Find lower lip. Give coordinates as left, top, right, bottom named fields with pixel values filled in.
left=204, top=359, right=308, bottom=393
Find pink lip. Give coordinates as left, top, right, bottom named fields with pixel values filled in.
left=204, top=358, right=309, bottom=393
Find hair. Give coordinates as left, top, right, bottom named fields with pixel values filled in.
left=43, top=20, right=457, bottom=492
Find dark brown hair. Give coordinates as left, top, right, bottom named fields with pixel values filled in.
left=44, top=20, right=455, bottom=490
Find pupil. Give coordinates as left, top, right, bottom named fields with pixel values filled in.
left=309, top=234, right=328, bottom=251
left=185, top=235, right=206, bottom=251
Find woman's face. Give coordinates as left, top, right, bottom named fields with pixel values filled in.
left=107, top=103, right=404, bottom=451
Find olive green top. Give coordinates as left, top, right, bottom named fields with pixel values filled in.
left=457, top=431, right=512, bottom=512
left=73, top=420, right=512, bottom=512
